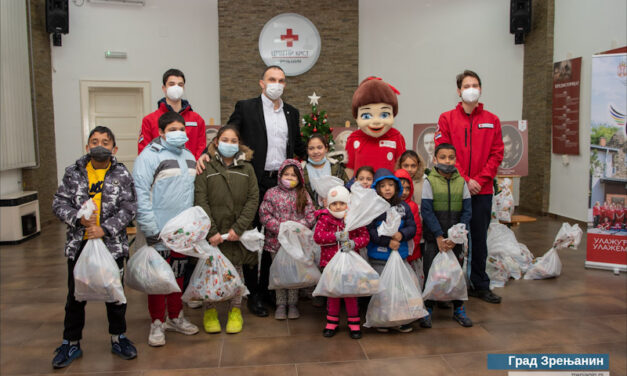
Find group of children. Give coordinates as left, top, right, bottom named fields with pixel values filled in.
left=51, top=111, right=475, bottom=368
left=593, top=201, right=626, bottom=230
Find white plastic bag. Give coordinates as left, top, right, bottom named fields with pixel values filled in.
left=268, top=221, right=321, bottom=289
left=74, top=238, right=126, bottom=303
left=494, top=178, right=515, bottom=222
left=377, top=207, right=402, bottom=237
left=125, top=245, right=181, bottom=294
left=422, top=250, right=468, bottom=301
left=364, top=251, right=428, bottom=327
left=345, top=186, right=390, bottom=231
left=310, top=176, right=344, bottom=199
left=447, top=223, right=468, bottom=247
left=487, top=223, right=534, bottom=273
left=407, top=258, right=425, bottom=290
left=553, top=223, right=583, bottom=250
left=77, top=198, right=97, bottom=220
left=159, top=206, right=211, bottom=257
left=182, top=240, right=249, bottom=303
left=313, top=250, right=383, bottom=297
left=239, top=228, right=265, bottom=252
left=523, top=248, right=562, bottom=280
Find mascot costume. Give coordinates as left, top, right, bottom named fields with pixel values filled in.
left=346, top=77, right=406, bottom=177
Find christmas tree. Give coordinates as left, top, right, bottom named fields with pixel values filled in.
left=300, top=92, right=335, bottom=150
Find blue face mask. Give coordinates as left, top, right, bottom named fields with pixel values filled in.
left=307, top=156, right=327, bottom=166
left=164, top=130, right=188, bottom=149
left=218, top=142, right=239, bottom=158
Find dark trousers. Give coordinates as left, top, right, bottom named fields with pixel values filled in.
left=243, top=172, right=277, bottom=297
left=469, top=194, right=493, bottom=291
left=63, top=240, right=126, bottom=341
left=422, top=239, right=464, bottom=309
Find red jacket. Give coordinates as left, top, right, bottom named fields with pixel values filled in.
left=436, top=103, right=504, bottom=195
left=592, top=206, right=601, bottom=216
left=313, top=209, right=370, bottom=267
left=346, top=128, right=406, bottom=172
left=394, top=169, right=422, bottom=261
left=138, top=99, right=206, bottom=159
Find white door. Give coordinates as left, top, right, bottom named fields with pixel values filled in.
left=87, top=87, right=144, bottom=172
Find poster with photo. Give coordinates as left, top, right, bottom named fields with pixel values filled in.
left=328, top=126, right=357, bottom=164
left=205, top=125, right=222, bottom=148
left=552, top=57, right=582, bottom=155
left=412, top=123, right=437, bottom=170
left=586, top=52, right=627, bottom=272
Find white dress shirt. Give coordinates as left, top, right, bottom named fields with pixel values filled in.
left=261, top=93, right=288, bottom=171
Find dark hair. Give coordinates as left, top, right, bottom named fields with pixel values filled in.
left=434, top=143, right=456, bottom=157
left=375, top=178, right=401, bottom=206
left=355, top=165, right=375, bottom=179
left=162, top=68, right=185, bottom=85
left=214, top=124, right=242, bottom=145
left=158, top=111, right=185, bottom=131
left=456, top=70, right=481, bottom=89
left=397, top=150, right=421, bottom=168
left=352, top=77, right=399, bottom=118
left=306, top=133, right=329, bottom=148
left=88, top=126, right=116, bottom=147
left=281, top=165, right=309, bottom=213
left=261, top=65, right=285, bottom=80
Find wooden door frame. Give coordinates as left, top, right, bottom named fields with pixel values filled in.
left=79, top=80, right=151, bottom=145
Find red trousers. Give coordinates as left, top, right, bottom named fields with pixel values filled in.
left=148, top=251, right=187, bottom=322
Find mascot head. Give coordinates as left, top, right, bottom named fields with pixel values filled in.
left=351, top=77, right=399, bottom=138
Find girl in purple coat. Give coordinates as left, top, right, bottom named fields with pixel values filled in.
left=259, top=159, right=316, bottom=320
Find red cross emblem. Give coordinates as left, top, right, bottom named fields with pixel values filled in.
left=280, top=28, right=299, bottom=47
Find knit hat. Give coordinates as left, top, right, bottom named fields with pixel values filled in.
left=327, top=186, right=350, bottom=206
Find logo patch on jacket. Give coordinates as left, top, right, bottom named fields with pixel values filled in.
left=185, top=121, right=197, bottom=127
left=478, top=123, right=494, bottom=129
left=379, top=140, right=397, bottom=148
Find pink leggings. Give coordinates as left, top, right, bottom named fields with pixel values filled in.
left=326, top=297, right=360, bottom=331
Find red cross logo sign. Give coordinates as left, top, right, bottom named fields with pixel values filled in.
left=280, top=28, right=299, bottom=47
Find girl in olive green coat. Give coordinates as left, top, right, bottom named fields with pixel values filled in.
left=302, top=134, right=349, bottom=209
left=194, top=125, right=259, bottom=334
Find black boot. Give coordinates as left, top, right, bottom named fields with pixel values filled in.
left=242, top=264, right=268, bottom=317
left=247, top=294, right=268, bottom=317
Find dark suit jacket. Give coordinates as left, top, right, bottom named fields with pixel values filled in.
left=227, top=95, right=305, bottom=180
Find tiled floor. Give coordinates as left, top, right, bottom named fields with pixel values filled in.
left=1, top=216, right=625, bottom=375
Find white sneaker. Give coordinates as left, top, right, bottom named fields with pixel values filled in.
left=164, top=311, right=199, bottom=335
left=148, top=320, right=166, bottom=347
left=187, top=300, right=203, bottom=309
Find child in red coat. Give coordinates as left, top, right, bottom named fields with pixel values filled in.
left=395, top=169, right=423, bottom=261
left=313, top=186, right=370, bottom=339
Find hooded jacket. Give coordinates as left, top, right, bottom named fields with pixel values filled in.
left=436, top=102, right=504, bottom=195
left=366, top=168, right=416, bottom=260
left=133, top=137, right=197, bottom=238
left=313, top=208, right=370, bottom=267
left=258, top=159, right=316, bottom=253
left=194, top=142, right=259, bottom=265
left=53, top=155, right=137, bottom=260
left=394, top=169, right=423, bottom=261
left=138, top=98, right=207, bottom=159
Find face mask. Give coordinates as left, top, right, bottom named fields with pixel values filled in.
left=89, top=146, right=112, bottom=163
left=166, top=85, right=184, bottom=101
left=461, top=87, right=480, bottom=103
left=218, top=142, right=239, bottom=158
left=435, top=163, right=457, bottom=175
left=307, top=157, right=327, bottom=166
left=281, top=178, right=298, bottom=189
left=330, top=209, right=346, bottom=219
left=264, top=83, right=284, bottom=100
left=164, top=130, right=188, bottom=148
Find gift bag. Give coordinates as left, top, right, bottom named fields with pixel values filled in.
left=377, top=207, right=402, bottom=237
left=494, top=178, right=515, bottom=222
left=239, top=228, right=265, bottom=252
left=345, top=185, right=390, bottom=231
left=74, top=238, right=126, bottom=303
left=487, top=223, right=534, bottom=273
left=313, top=250, right=383, bottom=298
left=422, top=250, right=468, bottom=301
left=268, top=221, right=321, bottom=289
left=125, top=245, right=180, bottom=294
left=406, top=259, right=425, bottom=290
left=553, top=223, right=583, bottom=250
left=364, top=251, right=428, bottom=327
left=159, top=206, right=211, bottom=257
left=523, top=248, right=562, bottom=280
left=310, top=176, right=344, bottom=199
left=182, top=240, right=249, bottom=303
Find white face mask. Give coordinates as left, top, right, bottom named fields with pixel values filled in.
left=461, top=87, right=480, bottom=103
left=264, top=83, right=284, bottom=100
left=330, top=210, right=346, bottom=219
left=166, top=85, right=184, bottom=101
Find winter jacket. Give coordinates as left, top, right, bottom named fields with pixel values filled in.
left=53, top=155, right=137, bottom=260
left=421, top=167, right=472, bottom=242
left=259, top=159, right=316, bottom=253
left=138, top=98, right=206, bottom=159
left=133, top=137, right=196, bottom=238
left=436, top=102, right=504, bottom=195
left=302, top=160, right=349, bottom=209
left=366, top=168, right=416, bottom=260
left=394, top=169, right=423, bottom=261
left=194, top=143, right=259, bottom=265
left=346, top=128, right=406, bottom=172
left=313, top=209, right=370, bottom=267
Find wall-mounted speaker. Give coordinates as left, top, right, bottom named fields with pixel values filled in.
left=510, top=0, right=531, bottom=44
left=46, top=0, right=69, bottom=46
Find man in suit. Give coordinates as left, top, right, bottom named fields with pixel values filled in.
left=196, top=65, right=305, bottom=317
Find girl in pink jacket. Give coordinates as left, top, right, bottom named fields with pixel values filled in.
left=259, top=159, right=316, bottom=320
left=313, top=186, right=370, bottom=339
